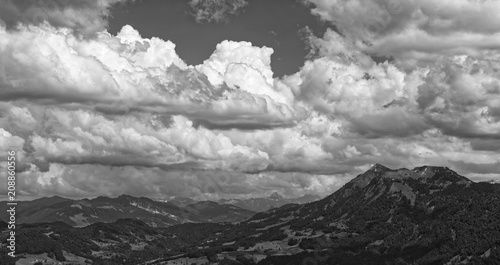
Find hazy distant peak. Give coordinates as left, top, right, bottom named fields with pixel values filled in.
left=49, top=195, right=66, bottom=199
left=31, top=195, right=72, bottom=204
left=269, top=192, right=284, bottom=200
left=193, top=200, right=220, bottom=206
left=484, top=179, right=500, bottom=184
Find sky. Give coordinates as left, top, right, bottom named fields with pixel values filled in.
left=108, top=0, right=329, bottom=77
left=0, top=0, right=499, bottom=201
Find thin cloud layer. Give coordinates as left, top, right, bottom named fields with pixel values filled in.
left=0, top=0, right=129, bottom=35
left=0, top=1, right=499, bottom=199
left=188, top=0, right=249, bottom=23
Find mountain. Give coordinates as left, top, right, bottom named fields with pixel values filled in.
left=292, top=193, right=323, bottom=204
left=0, top=194, right=253, bottom=228
left=483, top=179, right=500, bottom=184
left=160, top=192, right=321, bottom=213
left=0, top=220, right=7, bottom=230
left=3, top=165, right=500, bottom=265
left=156, top=196, right=198, bottom=207
left=219, top=192, right=321, bottom=212
left=167, top=165, right=500, bottom=265
left=269, top=192, right=283, bottom=200
left=243, top=165, right=500, bottom=264
left=0, top=218, right=232, bottom=265
left=184, top=201, right=256, bottom=223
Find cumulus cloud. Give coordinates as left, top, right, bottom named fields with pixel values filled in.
left=0, top=22, right=325, bottom=198
left=0, top=24, right=297, bottom=129
left=0, top=128, right=24, bottom=156
left=292, top=3, right=500, bottom=149
left=188, top=0, right=248, bottom=23
left=278, top=16, right=499, bottom=180
left=304, top=0, right=500, bottom=64
left=1, top=106, right=273, bottom=172
left=418, top=55, right=500, bottom=139
left=197, top=40, right=292, bottom=103
left=284, top=31, right=430, bottom=138
left=1, top=0, right=499, bottom=200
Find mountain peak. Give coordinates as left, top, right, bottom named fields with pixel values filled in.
left=412, top=165, right=446, bottom=171
left=369, top=163, right=392, bottom=173
left=269, top=192, right=284, bottom=200
left=117, top=194, right=133, bottom=199
left=411, top=165, right=471, bottom=183
left=346, top=164, right=472, bottom=191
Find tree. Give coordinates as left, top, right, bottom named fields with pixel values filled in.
left=219, top=258, right=240, bottom=265
left=206, top=251, right=218, bottom=263
left=288, top=238, right=299, bottom=246
left=235, top=254, right=257, bottom=265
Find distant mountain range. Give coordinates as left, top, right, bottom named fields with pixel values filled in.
left=0, top=190, right=320, bottom=229
left=483, top=179, right=500, bottom=184
left=158, top=196, right=198, bottom=207
left=219, top=192, right=321, bottom=212
left=184, top=201, right=256, bottom=223
left=2, top=164, right=500, bottom=265
left=0, top=194, right=255, bottom=228
left=162, top=192, right=321, bottom=212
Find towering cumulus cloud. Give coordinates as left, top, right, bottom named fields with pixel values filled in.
left=0, top=0, right=499, bottom=200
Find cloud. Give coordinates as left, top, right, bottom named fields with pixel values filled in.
left=283, top=34, right=429, bottom=138
left=450, top=160, right=500, bottom=176
left=274, top=18, right=499, bottom=183
left=188, top=0, right=248, bottom=23
left=4, top=162, right=351, bottom=200
left=0, top=24, right=298, bottom=129
left=1, top=107, right=271, bottom=173
left=417, top=55, right=500, bottom=139
left=197, top=40, right=292, bottom=104
left=292, top=24, right=500, bottom=141
left=0, top=0, right=129, bottom=36
left=304, top=0, right=500, bottom=64
left=0, top=128, right=24, bottom=156
left=1, top=1, right=499, bottom=200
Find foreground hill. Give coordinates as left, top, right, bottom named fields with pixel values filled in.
left=2, top=165, right=499, bottom=265
left=0, top=219, right=232, bottom=264
left=244, top=165, right=500, bottom=264
left=0, top=195, right=255, bottom=228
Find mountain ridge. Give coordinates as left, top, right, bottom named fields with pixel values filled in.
left=0, top=194, right=256, bottom=228
left=2, top=164, right=500, bottom=265
left=218, top=192, right=322, bottom=212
